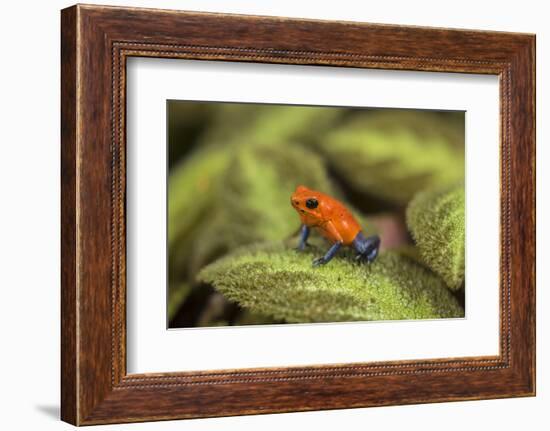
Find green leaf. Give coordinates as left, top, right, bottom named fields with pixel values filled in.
left=167, top=282, right=192, bottom=321
left=168, top=147, right=231, bottom=249
left=167, top=101, right=217, bottom=166
left=406, top=183, right=465, bottom=290
left=218, top=142, right=337, bottom=245
left=316, top=110, right=465, bottom=204
left=198, top=242, right=464, bottom=323
left=199, top=104, right=347, bottom=148
left=168, top=148, right=233, bottom=285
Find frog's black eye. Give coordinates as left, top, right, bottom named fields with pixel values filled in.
left=306, top=198, right=318, bottom=209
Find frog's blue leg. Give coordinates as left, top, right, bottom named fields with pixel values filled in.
left=296, top=225, right=310, bottom=251
left=312, top=241, right=342, bottom=267
left=352, top=232, right=380, bottom=263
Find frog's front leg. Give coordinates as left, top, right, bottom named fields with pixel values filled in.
left=296, top=224, right=310, bottom=251
left=312, top=221, right=344, bottom=267
left=312, top=241, right=343, bottom=267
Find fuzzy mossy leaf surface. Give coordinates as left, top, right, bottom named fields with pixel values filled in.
left=316, top=110, right=465, bottom=204
left=219, top=142, right=337, bottom=246
left=168, top=282, right=191, bottom=321
left=198, top=243, right=464, bottom=323
left=198, top=104, right=347, bottom=148
left=168, top=147, right=230, bottom=249
left=407, top=184, right=465, bottom=290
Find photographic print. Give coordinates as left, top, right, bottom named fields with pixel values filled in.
left=167, top=101, right=466, bottom=328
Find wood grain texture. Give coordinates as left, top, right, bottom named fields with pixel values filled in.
left=60, top=4, right=536, bottom=425
left=60, top=6, right=78, bottom=425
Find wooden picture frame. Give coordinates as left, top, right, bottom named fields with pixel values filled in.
left=61, top=4, right=535, bottom=425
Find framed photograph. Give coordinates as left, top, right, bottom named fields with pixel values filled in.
left=61, top=4, right=535, bottom=425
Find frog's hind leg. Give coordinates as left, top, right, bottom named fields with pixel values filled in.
left=352, top=232, right=380, bottom=263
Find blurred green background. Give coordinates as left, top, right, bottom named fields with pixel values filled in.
left=167, top=100, right=465, bottom=328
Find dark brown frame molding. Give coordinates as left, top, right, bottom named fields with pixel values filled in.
left=61, top=4, right=536, bottom=425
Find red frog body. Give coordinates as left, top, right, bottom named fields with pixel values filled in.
left=291, top=185, right=380, bottom=267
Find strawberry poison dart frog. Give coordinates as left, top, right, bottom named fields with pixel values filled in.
left=291, top=185, right=381, bottom=267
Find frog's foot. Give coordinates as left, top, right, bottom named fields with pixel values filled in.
left=355, top=247, right=379, bottom=263
left=312, top=256, right=327, bottom=267
left=353, top=233, right=380, bottom=263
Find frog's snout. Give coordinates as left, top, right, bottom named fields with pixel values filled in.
left=291, top=198, right=305, bottom=213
